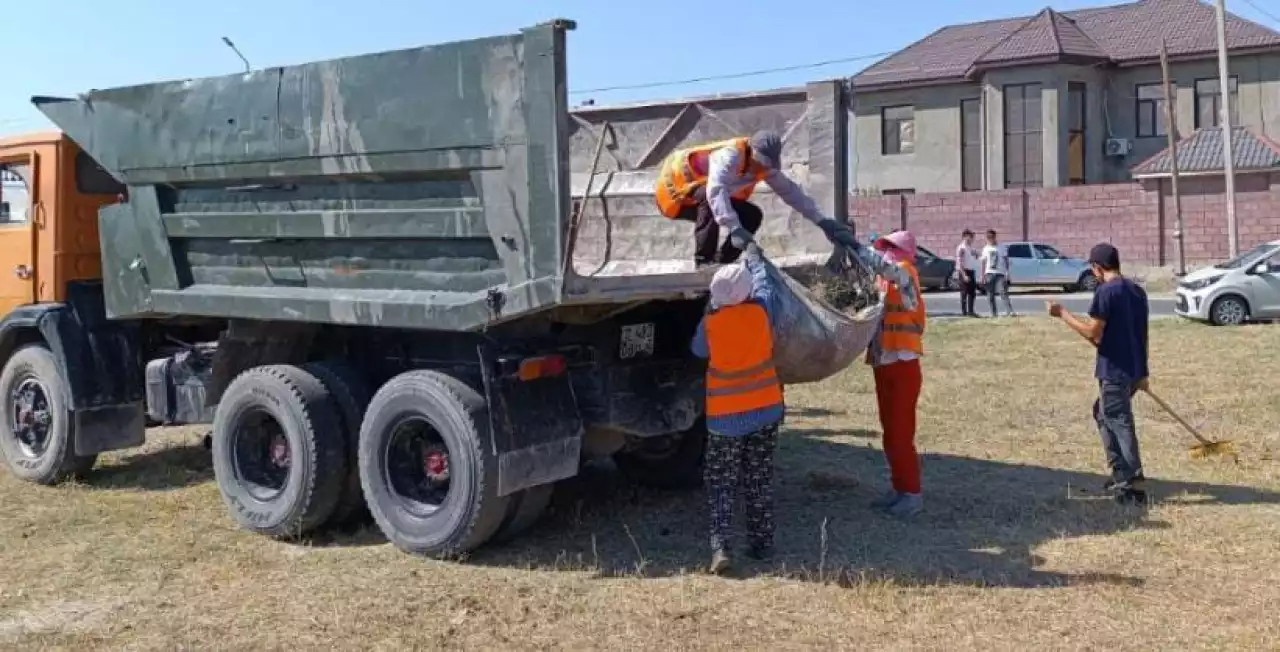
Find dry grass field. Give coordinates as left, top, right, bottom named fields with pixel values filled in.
left=2, top=317, right=1278, bottom=651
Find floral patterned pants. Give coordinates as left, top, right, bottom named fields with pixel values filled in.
left=704, top=423, right=779, bottom=553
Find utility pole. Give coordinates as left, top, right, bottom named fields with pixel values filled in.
left=1215, top=0, right=1239, bottom=257
left=1160, top=40, right=1186, bottom=276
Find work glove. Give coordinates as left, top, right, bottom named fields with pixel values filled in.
left=852, top=246, right=919, bottom=311
left=729, top=227, right=755, bottom=249
left=817, top=218, right=857, bottom=248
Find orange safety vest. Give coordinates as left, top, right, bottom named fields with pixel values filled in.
left=654, top=137, right=769, bottom=218
left=704, top=302, right=784, bottom=417
left=877, top=261, right=926, bottom=356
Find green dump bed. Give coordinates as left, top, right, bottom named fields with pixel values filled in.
left=35, top=20, right=849, bottom=332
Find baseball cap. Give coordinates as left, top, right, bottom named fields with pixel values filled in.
left=1087, top=243, right=1121, bottom=270
left=749, top=130, right=782, bottom=170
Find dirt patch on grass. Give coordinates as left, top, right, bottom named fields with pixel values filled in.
left=2, top=319, right=1279, bottom=649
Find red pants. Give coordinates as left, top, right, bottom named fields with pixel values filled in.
left=873, top=358, right=923, bottom=494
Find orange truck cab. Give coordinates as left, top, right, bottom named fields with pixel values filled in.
left=0, top=131, right=124, bottom=311
left=0, top=131, right=149, bottom=476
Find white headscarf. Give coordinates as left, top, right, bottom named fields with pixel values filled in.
left=709, top=262, right=753, bottom=308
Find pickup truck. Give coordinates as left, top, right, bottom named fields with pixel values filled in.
left=0, top=20, right=853, bottom=557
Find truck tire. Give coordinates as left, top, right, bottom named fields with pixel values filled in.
left=613, top=418, right=707, bottom=490
left=0, top=344, right=97, bottom=484
left=302, top=361, right=372, bottom=526
left=211, top=365, right=347, bottom=538
left=492, top=484, right=554, bottom=544
left=358, top=370, right=510, bottom=557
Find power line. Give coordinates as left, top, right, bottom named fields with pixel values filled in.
left=569, top=51, right=891, bottom=95
left=1242, top=0, right=1280, bottom=24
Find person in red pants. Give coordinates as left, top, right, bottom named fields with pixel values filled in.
left=867, top=230, right=926, bottom=518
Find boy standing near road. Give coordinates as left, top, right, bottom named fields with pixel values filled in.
left=1047, top=243, right=1150, bottom=505
left=955, top=229, right=979, bottom=317
left=690, top=242, right=784, bottom=574
left=980, top=230, right=1016, bottom=317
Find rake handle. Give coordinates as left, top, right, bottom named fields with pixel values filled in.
left=1069, top=329, right=1214, bottom=446
left=1137, top=387, right=1214, bottom=447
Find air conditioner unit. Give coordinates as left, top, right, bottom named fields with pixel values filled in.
left=1104, top=138, right=1132, bottom=157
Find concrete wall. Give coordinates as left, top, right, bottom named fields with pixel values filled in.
left=1104, top=53, right=1280, bottom=176
left=852, top=53, right=1280, bottom=194
left=850, top=174, right=1280, bottom=266
left=850, top=83, right=981, bottom=194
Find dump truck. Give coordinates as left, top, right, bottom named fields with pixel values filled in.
left=0, top=19, right=853, bottom=557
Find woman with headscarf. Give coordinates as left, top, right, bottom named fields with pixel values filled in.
left=867, top=230, right=927, bottom=519
left=689, top=242, right=784, bottom=574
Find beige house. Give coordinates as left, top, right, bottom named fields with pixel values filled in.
left=849, top=0, right=1280, bottom=194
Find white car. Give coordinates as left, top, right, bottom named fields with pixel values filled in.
left=1175, top=240, right=1280, bottom=325
left=1003, top=242, right=1098, bottom=292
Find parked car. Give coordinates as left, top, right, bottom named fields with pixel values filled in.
left=1003, top=242, right=1098, bottom=292
left=914, top=245, right=959, bottom=292
left=1175, top=240, right=1280, bottom=326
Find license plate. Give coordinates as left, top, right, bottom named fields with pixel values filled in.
left=619, top=322, right=656, bottom=360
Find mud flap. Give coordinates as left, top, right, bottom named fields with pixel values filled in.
left=479, top=344, right=584, bottom=497
left=74, top=404, right=147, bottom=456
left=36, top=282, right=148, bottom=455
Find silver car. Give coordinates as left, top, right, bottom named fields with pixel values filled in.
left=1003, top=242, right=1098, bottom=292
left=1175, top=240, right=1280, bottom=325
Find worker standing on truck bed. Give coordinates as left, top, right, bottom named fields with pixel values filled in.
left=867, top=230, right=927, bottom=519
left=655, top=130, right=855, bottom=267
left=690, top=241, right=784, bottom=575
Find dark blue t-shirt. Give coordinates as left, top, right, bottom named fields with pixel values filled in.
left=1088, top=277, right=1150, bottom=383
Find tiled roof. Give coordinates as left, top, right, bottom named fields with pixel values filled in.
left=974, top=8, right=1108, bottom=67
left=1130, top=126, right=1280, bottom=176
left=852, top=0, right=1280, bottom=90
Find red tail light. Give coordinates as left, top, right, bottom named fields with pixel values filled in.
left=517, top=354, right=568, bottom=381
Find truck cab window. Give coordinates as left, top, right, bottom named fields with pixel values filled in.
left=0, top=163, right=32, bottom=224
left=75, top=151, right=126, bottom=196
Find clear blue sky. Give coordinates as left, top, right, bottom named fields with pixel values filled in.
left=2, top=0, right=1278, bottom=137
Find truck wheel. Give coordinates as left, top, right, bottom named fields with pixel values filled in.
left=358, top=370, right=510, bottom=557
left=302, top=361, right=372, bottom=526
left=492, top=484, right=554, bottom=544
left=0, top=344, right=97, bottom=484
left=614, top=418, right=707, bottom=490
left=211, top=365, right=347, bottom=538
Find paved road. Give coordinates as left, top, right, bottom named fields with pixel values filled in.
left=924, top=291, right=1177, bottom=318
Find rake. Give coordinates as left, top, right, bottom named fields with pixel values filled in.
left=1071, top=331, right=1237, bottom=460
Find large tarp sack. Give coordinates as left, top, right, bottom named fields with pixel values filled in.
left=765, top=245, right=885, bottom=385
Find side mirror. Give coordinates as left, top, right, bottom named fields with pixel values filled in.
left=1253, top=261, right=1270, bottom=275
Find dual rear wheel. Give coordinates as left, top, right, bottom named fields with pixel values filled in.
left=210, top=365, right=553, bottom=556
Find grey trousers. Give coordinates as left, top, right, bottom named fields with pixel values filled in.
left=985, top=274, right=1015, bottom=316
left=1094, top=380, right=1145, bottom=484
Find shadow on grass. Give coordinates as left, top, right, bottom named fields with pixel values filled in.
left=89, top=444, right=215, bottom=491
left=471, top=428, right=1280, bottom=589
left=73, top=426, right=1279, bottom=588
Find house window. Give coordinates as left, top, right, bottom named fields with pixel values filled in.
left=1194, top=77, right=1240, bottom=129
left=1135, top=83, right=1166, bottom=138
left=961, top=98, right=982, bottom=191
left=1003, top=83, right=1042, bottom=189
left=1067, top=82, right=1086, bottom=185
left=882, top=105, right=915, bottom=155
